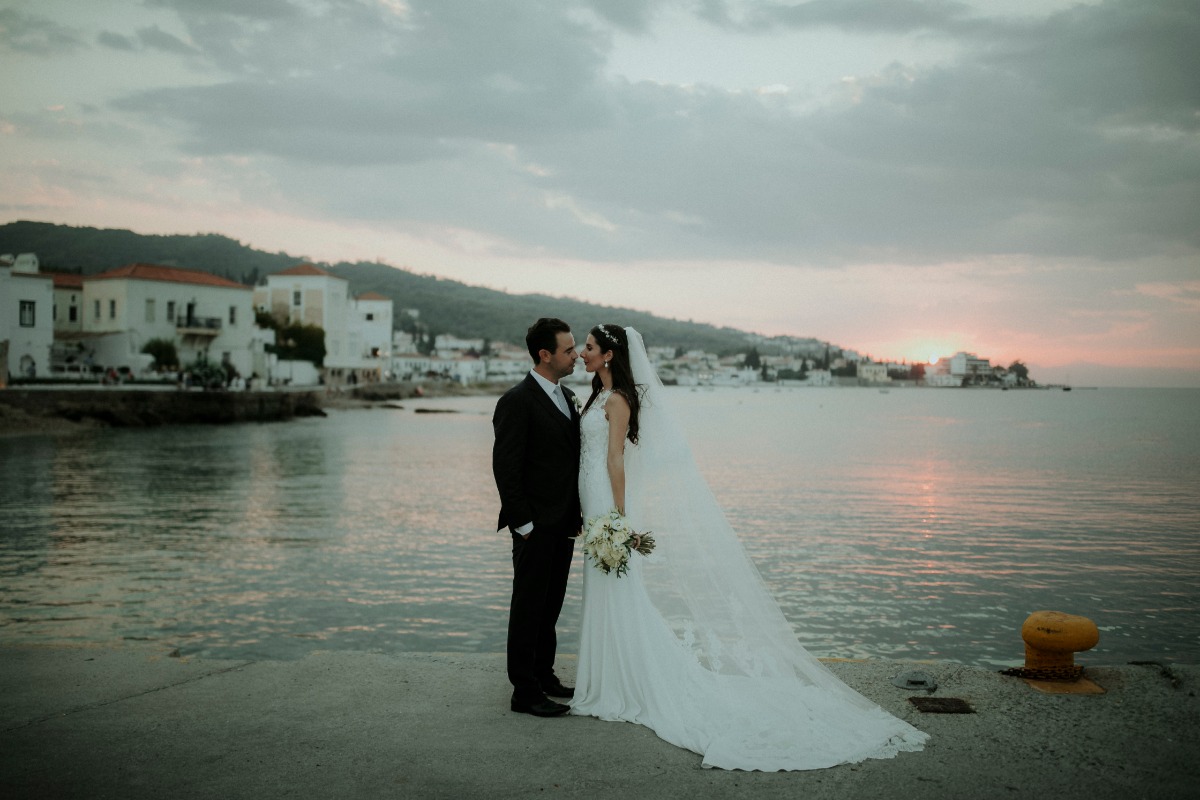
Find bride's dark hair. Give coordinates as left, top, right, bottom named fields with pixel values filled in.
left=583, top=323, right=641, bottom=444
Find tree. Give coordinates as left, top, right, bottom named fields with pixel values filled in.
left=744, top=347, right=761, bottom=369
left=266, top=323, right=326, bottom=366
left=417, top=329, right=437, bottom=356
left=141, top=338, right=179, bottom=371
left=280, top=324, right=326, bottom=366
left=186, top=353, right=227, bottom=389
left=1008, top=360, right=1030, bottom=382
left=256, top=309, right=326, bottom=366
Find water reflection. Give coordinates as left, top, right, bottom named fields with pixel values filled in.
left=1, top=388, right=1198, bottom=666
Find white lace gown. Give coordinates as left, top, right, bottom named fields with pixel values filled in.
left=570, top=390, right=928, bottom=771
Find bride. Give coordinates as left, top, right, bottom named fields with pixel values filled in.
left=570, top=324, right=928, bottom=771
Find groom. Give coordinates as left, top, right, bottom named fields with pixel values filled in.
left=492, top=317, right=582, bottom=717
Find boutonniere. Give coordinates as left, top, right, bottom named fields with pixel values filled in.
left=571, top=394, right=582, bottom=412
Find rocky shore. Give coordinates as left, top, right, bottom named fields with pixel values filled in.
left=0, top=387, right=326, bottom=435
left=0, top=380, right=508, bottom=436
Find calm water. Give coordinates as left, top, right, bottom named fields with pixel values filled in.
left=2, top=387, right=1197, bottom=667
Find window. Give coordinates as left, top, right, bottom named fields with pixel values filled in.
left=19, top=300, right=35, bottom=327
left=293, top=290, right=301, bottom=306
left=229, top=306, right=237, bottom=325
left=109, top=299, right=116, bottom=319
left=69, top=305, right=78, bottom=323
left=53, top=303, right=57, bottom=322
left=145, top=299, right=156, bottom=323
left=167, top=301, right=176, bottom=322
left=94, top=300, right=101, bottom=320
left=366, top=313, right=374, bottom=321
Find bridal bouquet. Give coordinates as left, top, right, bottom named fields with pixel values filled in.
left=583, top=509, right=655, bottom=578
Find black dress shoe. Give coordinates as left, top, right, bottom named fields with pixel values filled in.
left=540, top=678, right=574, bottom=698
left=511, top=695, right=570, bottom=717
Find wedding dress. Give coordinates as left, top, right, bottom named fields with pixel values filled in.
left=570, top=328, right=928, bottom=771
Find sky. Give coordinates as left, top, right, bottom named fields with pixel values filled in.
left=1, top=0, right=1197, bottom=386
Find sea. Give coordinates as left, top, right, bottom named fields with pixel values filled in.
left=1, top=386, right=1197, bottom=668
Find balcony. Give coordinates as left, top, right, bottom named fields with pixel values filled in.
left=176, top=316, right=223, bottom=336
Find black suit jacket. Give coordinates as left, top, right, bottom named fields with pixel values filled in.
left=492, top=373, right=582, bottom=536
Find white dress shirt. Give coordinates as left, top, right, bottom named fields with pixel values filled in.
left=530, top=369, right=571, bottom=418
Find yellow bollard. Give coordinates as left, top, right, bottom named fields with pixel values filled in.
left=1021, top=610, right=1099, bottom=675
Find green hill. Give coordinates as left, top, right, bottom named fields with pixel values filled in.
left=0, top=220, right=814, bottom=353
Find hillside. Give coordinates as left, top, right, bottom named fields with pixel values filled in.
left=0, top=220, right=815, bottom=353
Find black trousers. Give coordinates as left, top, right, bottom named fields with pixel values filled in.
left=507, top=528, right=575, bottom=701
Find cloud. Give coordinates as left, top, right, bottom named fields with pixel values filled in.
left=976, top=0, right=1200, bottom=132
left=98, top=31, right=137, bottom=51
left=95, top=0, right=1197, bottom=268
left=144, top=0, right=301, bottom=21
left=0, top=8, right=85, bottom=54
left=746, top=0, right=975, bottom=33
left=1136, top=280, right=1200, bottom=310
left=96, top=25, right=197, bottom=55
left=582, top=0, right=669, bottom=32
left=137, top=25, right=197, bottom=55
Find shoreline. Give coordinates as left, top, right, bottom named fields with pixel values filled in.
left=2, top=643, right=1196, bottom=799
left=0, top=380, right=1175, bottom=438
left=0, top=380, right=491, bottom=437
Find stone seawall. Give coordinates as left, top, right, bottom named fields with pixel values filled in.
left=0, top=388, right=325, bottom=429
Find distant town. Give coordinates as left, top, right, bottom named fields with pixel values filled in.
left=2, top=252, right=1035, bottom=391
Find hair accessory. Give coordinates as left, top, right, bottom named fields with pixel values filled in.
left=594, top=324, right=620, bottom=349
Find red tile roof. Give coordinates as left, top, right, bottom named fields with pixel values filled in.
left=89, top=263, right=250, bottom=289
left=356, top=292, right=391, bottom=301
left=275, top=263, right=344, bottom=278
left=50, top=273, right=85, bottom=289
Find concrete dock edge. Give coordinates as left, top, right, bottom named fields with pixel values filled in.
left=1, top=645, right=1196, bottom=800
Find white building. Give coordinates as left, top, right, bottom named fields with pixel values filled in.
left=710, top=366, right=760, bottom=386
left=353, top=293, right=393, bottom=362
left=444, top=355, right=488, bottom=384
left=858, top=362, right=892, bottom=384
left=925, top=356, right=963, bottom=387
left=255, top=264, right=394, bottom=386
left=391, top=330, right=418, bottom=356
left=647, top=346, right=677, bottom=362
left=804, top=368, right=833, bottom=386
left=434, top=334, right=485, bottom=355
left=79, top=263, right=257, bottom=376
left=485, top=351, right=532, bottom=383
left=391, top=352, right=434, bottom=381
left=0, top=253, right=54, bottom=382
left=254, top=263, right=349, bottom=367
left=336, top=291, right=394, bottom=384
left=51, top=272, right=85, bottom=334
left=949, top=352, right=991, bottom=380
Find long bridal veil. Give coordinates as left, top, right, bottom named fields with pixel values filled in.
left=621, top=327, right=927, bottom=756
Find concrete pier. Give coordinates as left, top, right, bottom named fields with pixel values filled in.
left=1, top=646, right=1195, bottom=799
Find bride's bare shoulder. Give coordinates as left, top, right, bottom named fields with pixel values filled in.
left=603, top=390, right=631, bottom=421
left=604, top=390, right=631, bottom=410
